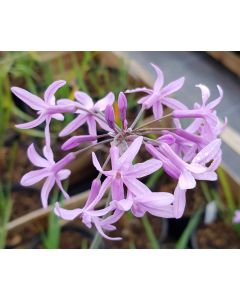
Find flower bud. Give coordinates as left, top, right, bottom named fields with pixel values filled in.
left=118, top=92, right=127, bottom=122
left=61, top=135, right=97, bottom=151
left=105, top=104, right=115, bottom=130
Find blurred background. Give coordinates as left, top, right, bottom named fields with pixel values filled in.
left=0, top=51, right=240, bottom=249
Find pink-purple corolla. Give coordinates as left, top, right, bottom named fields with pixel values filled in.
left=13, top=63, right=225, bottom=241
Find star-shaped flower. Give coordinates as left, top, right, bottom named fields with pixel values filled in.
left=21, top=144, right=75, bottom=208
left=54, top=179, right=122, bottom=240
left=146, top=139, right=221, bottom=190
left=125, top=63, right=186, bottom=119
left=12, top=80, right=75, bottom=129
left=92, top=136, right=163, bottom=201
left=59, top=91, right=114, bottom=137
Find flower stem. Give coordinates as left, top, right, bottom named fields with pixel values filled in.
left=135, top=112, right=172, bottom=130
left=130, top=106, right=145, bottom=129
left=90, top=230, right=103, bottom=249
left=74, top=138, right=113, bottom=156
left=90, top=192, right=112, bottom=249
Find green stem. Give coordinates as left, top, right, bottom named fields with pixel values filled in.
left=142, top=215, right=159, bottom=249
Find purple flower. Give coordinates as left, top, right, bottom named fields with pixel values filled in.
left=54, top=179, right=122, bottom=240
left=125, top=63, right=186, bottom=119
left=118, top=92, right=128, bottom=125
left=61, top=135, right=98, bottom=150
left=145, top=139, right=221, bottom=190
left=233, top=210, right=240, bottom=224
left=92, top=137, right=163, bottom=200
left=173, top=84, right=224, bottom=141
left=21, top=144, right=75, bottom=208
left=104, top=104, right=116, bottom=130
left=12, top=80, right=75, bottom=130
left=59, top=91, right=114, bottom=137
left=110, top=191, right=174, bottom=218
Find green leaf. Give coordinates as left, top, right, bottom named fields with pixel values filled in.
left=175, top=206, right=203, bottom=249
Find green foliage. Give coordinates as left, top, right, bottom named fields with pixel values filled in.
left=217, top=167, right=235, bottom=211
left=141, top=169, right=164, bottom=249
left=175, top=206, right=203, bottom=249
left=0, top=142, right=17, bottom=248
left=42, top=188, right=62, bottom=249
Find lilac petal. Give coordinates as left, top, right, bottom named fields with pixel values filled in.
left=15, top=114, right=45, bottom=129
left=57, top=99, right=77, bottom=107
left=118, top=136, right=143, bottom=167
left=132, top=204, right=145, bottom=217
left=85, top=179, right=101, bottom=206
left=21, top=169, right=50, bottom=186
left=54, top=202, right=82, bottom=220
left=101, top=209, right=124, bottom=230
left=88, top=177, right=112, bottom=210
left=52, top=153, right=75, bottom=173
left=137, top=95, right=152, bottom=105
left=233, top=211, right=240, bottom=224
left=94, top=92, right=115, bottom=111
left=192, top=139, right=221, bottom=165
left=27, top=144, right=49, bottom=168
left=52, top=113, right=64, bottom=121
left=89, top=206, right=114, bottom=217
left=123, top=177, right=150, bottom=196
left=162, top=97, right=187, bottom=110
left=104, top=105, right=115, bottom=130
left=93, top=217, right=121, bottom=241
left=194, top=171, right=217, bottom=181
left=207, top=85, right=223, bottom=110
left=62, top=135, right=97, bottom=150
left=185, top=119, right=203, bottom=134
left=157, top=134, right=175, bottom=145
left=161, top=77, right=185, bottom=97
left=44, top=80, right=66, bottom=104
left=137, top=192, right=174, bottom=207
left=159, top=143, right=185, bottom=169
left=183, top=146, right=197, bottom=162
left=43, top=146, right=55, bottom=164
left=95, top=117, right=112, bottom=132
left=41, top=176, right=55, bottom=208
left=208, top=151, right=222, bottom=172
left=186, top=163, right=207, bottom=174
left=59, top=113, right=87, bottom=137
left=11, top=87, right=46, bottom=110
left=58, top=169, right=71, bottom=180
left=196, top=84, right=210, bottom=105
left=125, top=159, right=162, bottom=178
left=152, top=102, right=163, bottom=119
left=118, top=92, right=128, bottom=122
left=111, top=199, right=133, bottom=211
left=146, top=205, right=174, bottom=218
left=92, top=152, right=104, bottom=173
left=179, top=170, right=196, bottom=190
left=175, top=129, right=203, bottom=144
left=173, top=185, right=186, bottom=218
left=56, top=178, right=70, bottom=200
left=110, top=146, right=120, bottom=170
left=125, top=87, right=152, bottom=94
left=151, top=63, right=164, bottom=92
left=112, top=178, right=124, bottom=201
left=74, top=91, right=93, bottom=109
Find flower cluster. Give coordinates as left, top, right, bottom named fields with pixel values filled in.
left=12, top=63, right=225, bottom=240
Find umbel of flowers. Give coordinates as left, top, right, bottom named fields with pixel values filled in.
left=12, top=63, right=226, bottom=240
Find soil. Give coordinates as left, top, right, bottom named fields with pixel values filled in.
left=195, top=221, right=240, bottom=249
left=105, top=214, right=167, bottom=249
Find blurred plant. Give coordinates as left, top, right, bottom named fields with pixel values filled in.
left=0, top=142, right=17, bottom=248
left=42, top=188, right=62, bottom=249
